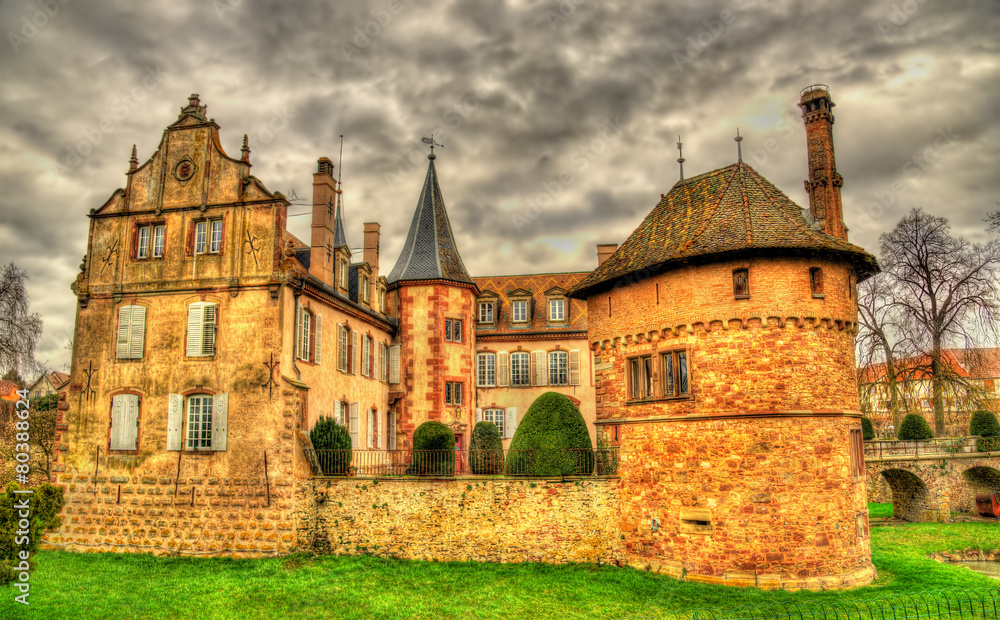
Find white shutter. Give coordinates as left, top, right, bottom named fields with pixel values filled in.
left=389, top=411, right=396, bottom=450
left=338, top=324, right=347, bottom=371
left=314, top=314, right=323, bottom=365
left=116, top=306, right=132, bottom=358
left=475, top=408, right=482, bottom=423
left=498, top=352, right=509, bottom=387
left=569, top=349, right=581, bottom=386
left=363, top=337, right=370, bottom=376
left=211, top=393, right=228, bottom=451
left=352, top=330, right=359, bottom=375
left=129, top=306, right=146, bottom=359
left=366, top=409, right=373, bottom=448
left=505, top=407, right=518, bottom=439
left=334, top=400, right=343, bottom=426
left=167, top=394, right=183, bottom=451
left=349, top=402, right=359, bottom=448
left=376, top=411, right=382, bottom=449
left=203, top=303, right=217, bottom=356
left=110, top=394, right=139, bottom=450
left=389, top=344, right=401, bottom=383
left=534, top=351, right=547, bottom=386
left=187, top=304, right=203, bottom=356
left=295, top=306, right=304, bottom=359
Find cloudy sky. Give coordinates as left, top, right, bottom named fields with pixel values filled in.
left=0, top=0, right=997, bottom=373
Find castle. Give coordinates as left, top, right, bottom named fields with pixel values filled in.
left=47, top=86, right=878, bottom=589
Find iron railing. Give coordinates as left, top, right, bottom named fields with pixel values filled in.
left=655, top=588, right=998, bottom=620
left=312, top=447, right=619, bottom=477
left=864, top=437, right=984, bottom=459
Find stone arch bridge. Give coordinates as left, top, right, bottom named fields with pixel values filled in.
left=865, top=438, right=1000, bottom=522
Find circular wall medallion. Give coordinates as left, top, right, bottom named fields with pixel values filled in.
left=173, top=158, right=196, bottom=181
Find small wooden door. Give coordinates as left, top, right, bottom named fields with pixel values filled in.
left=454, top=434, right=462, bottom=474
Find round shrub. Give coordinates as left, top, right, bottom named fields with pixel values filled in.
left=505, top=392, right=593, bottom=476
left=861, top=417, right=875, bottom=441
left=411, top=420, right=455, bottom=475
left=1, top=482, right=64, bottom=585
left=969, top=409, right=1000, bottom=452
left=310, top=416, right=352, bottom=475
left=897, top=413, right=933, bottom=441
left=469, top=421, right=504, bottom=474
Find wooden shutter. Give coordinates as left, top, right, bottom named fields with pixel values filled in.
left=116, top=306, right=132, bottom=358
left=338, top=324, right=347, bottom=371
left=314, top=314, right=323, bottom=365
left=533, top=351, right=547, bottom=386
left=497, top=352, right=509, bottom=387
left=389, top=411, right=396, bottom=450
left=366, top=409, right=373, bottom=448
left=475, top=408, right=482, bottom=423
left=349, top=402, right=359, bottom=448
left=186, top=304, right=203, bottom=356
left=569, top=349, right=581, bottom=386
left=505, top=407, right=518, bottom=440
left=129, top=306, right=145, bottom=359
left=295, top=306, right=304, bottom=359
left=202, top=303, right=217, bottom=356
left=389, top=344, right=401, bottom=383
left=352, top=330, right=359, bottom=375
left=211, top=393, right=228, bottom=451
left=110, top=394, right=139, bottom=450
left=167, top=394, right=183, bottom=451
left=334, top=400, right=343, bottom=426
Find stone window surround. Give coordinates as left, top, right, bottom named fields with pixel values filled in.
left=131, top=219, right=166, bottom=261
left=106, top=388, right=144, bottom=455
left=189, top=216, right=225, bottom=256
left=624, top=346, right=693, bottom=405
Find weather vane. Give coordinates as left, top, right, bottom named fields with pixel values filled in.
left=735, top=127, right=743, bottom=163
left=421, top=135, right=444, bottom=157
left=676, top=135, right=685, bottom=181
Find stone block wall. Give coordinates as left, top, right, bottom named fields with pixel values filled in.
left=296, top=477, right=624, bottom=565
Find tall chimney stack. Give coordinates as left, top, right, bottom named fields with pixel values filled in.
left=310, top=157, right=337, bottom=287
left=363, top=222, right=380, bottom=303
left=798, top=85, right=847, bottom=240
left=597, top=243, right=618, bottom=267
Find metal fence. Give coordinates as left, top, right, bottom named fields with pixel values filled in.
left=864, top=437, right=983, bottom=459
left=655, top=588, right=998, bottom=620
left=311, top=447, right=619, bottom=477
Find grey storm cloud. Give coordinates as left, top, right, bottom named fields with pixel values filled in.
left=0, top=0, right=997, bottom=373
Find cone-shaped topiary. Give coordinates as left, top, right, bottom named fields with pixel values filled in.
left=310, top=416, right=352, bottom=475
left=411, top=420, right=455, bottom=475
left=897, top=413, right=933, bottom=440
left=469, top=421, right=504, bottom=474
left=970, top=409, right=1000, bottom=452
left=505, top=392, right=593, bottom=476
left=861, top=417, right=875, bottom=441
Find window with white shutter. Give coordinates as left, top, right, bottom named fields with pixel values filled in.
left=389, top=344, right=401, bottom=383
left=349, top=402, right=360, bottom=448
left=569, top=349, right=581, bottom=386
left=497, top=352, right=509, bottom=387
left=389, top=411, right=396, bottom=450
left=533, top=351, right=547, bottom=386
left=314, top=315, right=323, bottom=365
left=511, top=352, right=531, bottom=387
left=549, top=351, right=569, bottom=385
left=109, top=394, right=139, bottom=450
left=483, top=408, right=504, bottom=437
left=362, top=336, right=371, bottom=377
left=352, top=330, right=359, bottom=375
left=505, top=407, right=518, bottom=439
left=334, top=400, right=344, bottom=426
left=380, top=342, right=388, bottom=382
left=366, top=409, right=373, bottom=448
left=116, top=305, right=146, bottom=359
left=296, top=307, right=311, bottom=361
left=186, top=394, right=213, bottom=449
left=167, top=394, right=183, bottom=451
left=477, top=353, right=495, bottom=387
left=338, top=324, right=348, bottom=372
left=186, top=302, right=218, bottom=357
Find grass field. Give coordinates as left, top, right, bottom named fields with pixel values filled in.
left=1, top=509, right=997, bottom=619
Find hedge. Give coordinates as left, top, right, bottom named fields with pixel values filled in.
left=861, top=417, right=875, bottom=441
left=897, top=413, right=933, bottom=440
left=1, top=482, right=64, bottom=585
left=469, top=421, right=503, bottom=474
left=410, top=421, right=455, bottom=475
left=310, top=416, right=352, bottom=475
left=505, top=392, right=593, bottom=476
left=969, top=409, right=1000, bottom=453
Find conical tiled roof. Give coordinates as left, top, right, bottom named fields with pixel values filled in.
left=333, top=188, right=349, bottom=251
left=387, top=155, right=473, bottom=284
left=569, top=162, right=878, bottom=298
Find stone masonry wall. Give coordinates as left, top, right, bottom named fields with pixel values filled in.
left=296, top=477, right=624, bottom=565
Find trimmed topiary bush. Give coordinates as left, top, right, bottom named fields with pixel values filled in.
left=310, top=416, right=352, bottom=475
left=970, top=409, right=1000, bottom=452
left=897, top=413, right=933, bottom=441
left=505, top=392, right=593, bottom=476
left=469, top=421, right=504, bottom=474
left=861, top=417, right=875, bottom=441
left=1, top=482, right=64, bottom=585
left=410, top=420, right=455, bottom=475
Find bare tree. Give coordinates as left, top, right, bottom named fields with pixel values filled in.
left=879, top=208, right=1000, bottom=435
left=0, top=393, right=58, bottom=487
left=0, top=263, right=43, bottom=380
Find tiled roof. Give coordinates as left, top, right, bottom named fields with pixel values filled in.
left=387, top=156, right=473, bottom=285
left=333, top=194, right=349, bottom=250
left=569, top=162, right=879, bottom=298
left=473, top=272, right=589, bottom=336
left=860, top=348, right=1000, bottom=383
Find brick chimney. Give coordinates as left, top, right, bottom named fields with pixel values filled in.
left=799, top=85, right=846, bottom=240
left=363, top=222, right=380, bottom=303
left=310, top=157, right=337, bottom=287
left=597, top=243, right=618, bottom=267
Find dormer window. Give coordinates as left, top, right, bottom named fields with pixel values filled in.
left=359, top=275, right=370, bottom=303
left=512, top=300, right=527, bottom=323
left=478, top=301, right=495, bottom=325
left=544, top=288, right=568, bottom=324
left=508, top=288, right=533, bottom=326
left=733, top=268, right=750, bottom=299
left=339, top=260, right=348, bottom=290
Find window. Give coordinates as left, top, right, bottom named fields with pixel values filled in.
left=137, top=226, right=150, bottom=259
left=549, top=351, right=568, bottom=385
left=296, top=308, right=311, bottom=361
left=810, top=267, right=824, bottom=297
left=483, top=408, right=504, bottom=437
left=109, top=394, right=139, bottom=451
left=152, top=225, right=165, bottom=258
left=362, top=335, right=371, bottom=376
left=512, top=300, right=527, bottom=323
left=167, top=392, right=228, bottom=452
left=136, top=224, right=165, bottom=259
left=733, top=268, right=749, bottom=298
left=339, top=260, right=348, bottom=290
left=662, top=350, right=690, bottom=397
left=379, top=342, right=388, bottom=382
left=510, top=351, right=530, bottom=387
left=445, top=319, right=463, bottom=343
left=445, top=381, right=463, bottom=406
left=194, top=220, right=223, bottom=255
left=548, top=299, right=565, bottom=322
left=210, top=220, right=223, bottom=253
left=186, top=302, right=217, bottom=357
left=186, top=394, right=213, bottom=449
left=360, top=275, right=370, bottom=303
left=115, top=305, right=146, bottom=359
left=477, top=353, right=496, bottom=387
left=479, top=302, right=494, bottom=324
left=629, top=355, right=654, bottom=400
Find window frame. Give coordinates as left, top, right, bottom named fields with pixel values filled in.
left=193, top=218, right=223, bottom=255
left=511, top=300, right=528, bottom=323
left=510, top=351, right=531, bottom=387
left=477, top=352, right=496, bottom=387
left=185, top=302, right=218, bottom=358
left=548, top=350, right=569, bottom=385
left=548, top=298, right=566, bottom=323
left=733, top=268, right=750, bottom=299
left=445, top=318, right=464, bottom=343
left=186, top=393, right=214, bottom=450
left=115, top=304, right=146, bottom=360
left=628, top=354, right=654, bottom=401
left=810, top=267, right=825, bottom=298
left=445, top=381, right=464, bottom=406
left=478, top=301, right=495, bottom=325
left=661, top=349, right=691, bottom=398
left=483, top=407, right=505, bottom=437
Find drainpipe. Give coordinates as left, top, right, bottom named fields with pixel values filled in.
left=292, top=288, right=302, bottom=381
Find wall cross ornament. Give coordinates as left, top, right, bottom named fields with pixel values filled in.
left=82, top=360, right=97, bottom=402
left=263, top=352, right=279, bottom=399
left=100, top=237, right=119, bottom=276
left=243, top=228, right=261, bottom=267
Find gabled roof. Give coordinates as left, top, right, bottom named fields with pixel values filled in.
left=387, top=155, right=472, bottom=285
left=569, top=162, right=878, bottom=298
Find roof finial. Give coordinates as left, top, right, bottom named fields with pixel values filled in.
left=421, top=135, right=444, bottom=160
left=240, top=134, right=250, bottom=162
left=676, top=135, right=685, bottom=181
left=735, top=127, right=743, bottom=164
left=129, top=144, right=138, bottom=172
left=338, top=134, right=344, bottom=184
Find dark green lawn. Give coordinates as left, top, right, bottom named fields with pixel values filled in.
left=2, top=518, right=996, bottom=619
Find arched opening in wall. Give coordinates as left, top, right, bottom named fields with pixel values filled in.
left=880, top=469, right=930, bottom=522
left=960, top=466, right=1000, bottom=514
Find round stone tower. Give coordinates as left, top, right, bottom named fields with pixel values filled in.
left=568, top=87, right=879, bottom=590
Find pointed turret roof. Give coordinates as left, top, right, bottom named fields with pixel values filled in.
left=387, top=155, right=472, bottom=285
left=569, top=162, right=878, bottom=298
left=333, top=183, right=349, bottom=252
